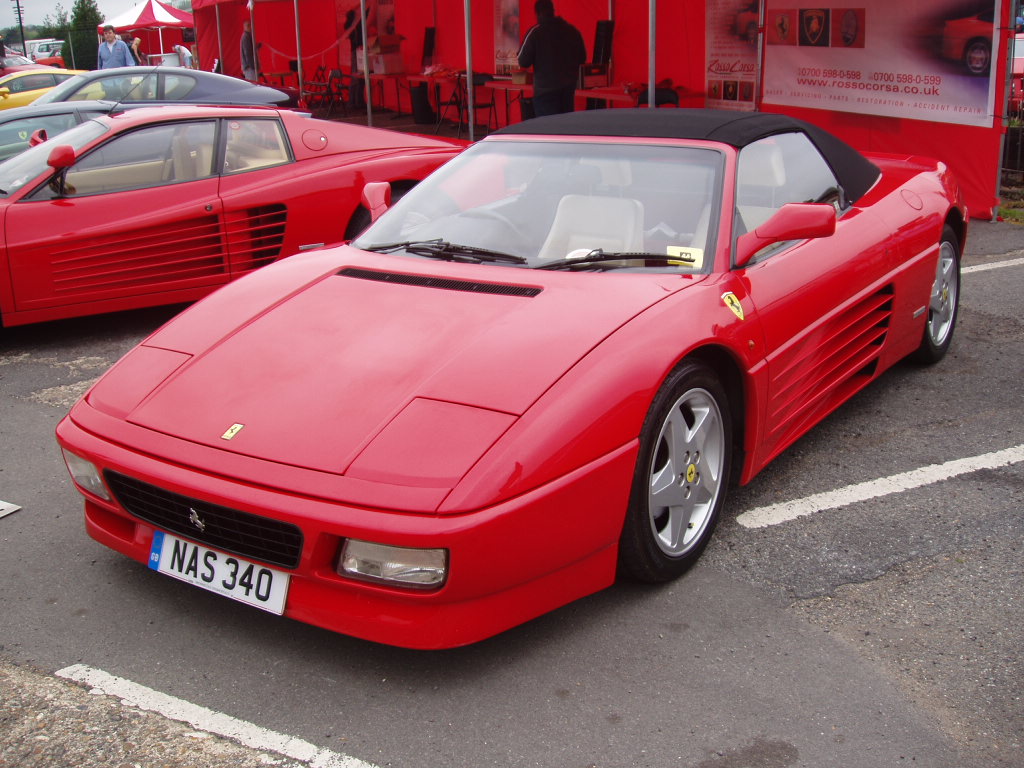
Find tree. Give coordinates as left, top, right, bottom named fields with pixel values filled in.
left=40, top=4, right=72, bottom=40
left=69, top=0, right=102, bottom=70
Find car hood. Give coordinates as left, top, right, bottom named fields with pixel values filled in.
left=120, top=251, right=698, bottom=476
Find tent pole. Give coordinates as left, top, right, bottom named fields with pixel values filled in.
left=608, top=0, right=614, bottom=82
left=249, top=4, right=257, bottom=80
left=215, top=3, right=223, bottom=73
left=464, top=0, right=474, bottom=142
left=294, top=0, right=304, bottom=99
left=359, top=0, right=372, bottom=126
left=646, top=0, right=655, bottom=108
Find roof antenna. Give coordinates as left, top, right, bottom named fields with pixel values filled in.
left=106, top=65, right=161, bottom=116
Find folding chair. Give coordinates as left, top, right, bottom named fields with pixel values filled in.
left=321, top=69, right=353, bottom=119
left=303, top=65, right=329, bottom=110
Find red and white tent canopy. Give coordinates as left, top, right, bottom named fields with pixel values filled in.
left=100, top=0, right=194, bottom=33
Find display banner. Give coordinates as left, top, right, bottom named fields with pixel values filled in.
left=495, top=0, right=520, bottom=75
left=705, top=0, right=760, bottom=111
left=761, top=0, right=1001, bottom=127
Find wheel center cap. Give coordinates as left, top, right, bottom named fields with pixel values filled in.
left=686, top=463, right=698, bottom=483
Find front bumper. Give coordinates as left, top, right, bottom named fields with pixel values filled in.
left=56, top=410, right=636, bottom=649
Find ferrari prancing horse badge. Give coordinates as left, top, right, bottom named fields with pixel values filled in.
left=721, top=292, right=745, bottom=321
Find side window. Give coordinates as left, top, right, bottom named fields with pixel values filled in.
left=161, top=73, right=197, bottom=100
left=11, top=74, right=55, bottom=93
left=0, top=113, right=78, bottom=162
left=223, top=119, right=291, bottom=174
left=60, top=120, right=217, bottom=197
left=734, top=132, right=840, bottom=258
left=73, top=74, right=158, bottom=102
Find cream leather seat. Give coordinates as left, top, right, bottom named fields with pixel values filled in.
left=538, top=194, right=645, bottom=261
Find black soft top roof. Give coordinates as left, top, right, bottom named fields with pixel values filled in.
left=493, top=108, right=880, bottom=204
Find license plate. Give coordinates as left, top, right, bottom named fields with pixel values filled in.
left=148, top=531, right=290, bottom=615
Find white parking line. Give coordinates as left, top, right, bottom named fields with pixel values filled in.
left=736, top=444, right=1024, bottom=529
left=962, top=256, right=1024, bottom=274
left=56, top=664, right=378, bottom=768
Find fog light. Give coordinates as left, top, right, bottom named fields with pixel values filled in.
left=61, top=448, right=110, bottom=501
left=338, top=539, right=447, bottom=589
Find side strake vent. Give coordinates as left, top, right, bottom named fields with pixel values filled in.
left=224, top=204, right=288, bottom=271
left=51, top=215, right=225, bottom=294
left=338, top=267, right=542, bottom=297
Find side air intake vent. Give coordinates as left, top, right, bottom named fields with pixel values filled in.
left=338, top=267, right=541, bottom=297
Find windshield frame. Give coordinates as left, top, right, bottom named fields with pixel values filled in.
left=0, top=118, right=109, bottom=198
left=354, top=136, right=726, bottom=274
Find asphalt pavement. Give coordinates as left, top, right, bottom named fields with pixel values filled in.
left=0, top=217, right=1021, bottom=768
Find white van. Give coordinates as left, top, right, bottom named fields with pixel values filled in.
left=27, top=39, right=63, bottom=61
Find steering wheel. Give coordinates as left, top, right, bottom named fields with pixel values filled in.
left=457, top=207, right=530, bottom=254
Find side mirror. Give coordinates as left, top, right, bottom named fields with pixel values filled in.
left=47, top=144, right=76, bottom=170
left=360, top=181, right=392, bottom=223
left=735, top=203, right=836, bottom=268
left=29, top=128, right=48, bottom=147
left=0, top=87, right=9, bottom=99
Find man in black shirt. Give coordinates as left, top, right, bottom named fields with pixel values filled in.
left=518, top=0, right=587, bottom=117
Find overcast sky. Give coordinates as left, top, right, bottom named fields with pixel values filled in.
left=2, top=0, right=150, bottom=33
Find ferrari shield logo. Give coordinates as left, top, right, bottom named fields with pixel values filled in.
left=221, top=423, right=245, bottom=440
left=721, top=292, right=745, bottom=321
left=775, top=15, right=790, bottom=42
left=799, top=9, right=829, bottom=46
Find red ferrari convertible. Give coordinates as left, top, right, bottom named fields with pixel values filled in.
left=0, top=105, right=462, bottom=327
left=58, top=110, right=966, bottom=648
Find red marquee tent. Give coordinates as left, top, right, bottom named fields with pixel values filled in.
left=101, top=0, right=194, bottom=31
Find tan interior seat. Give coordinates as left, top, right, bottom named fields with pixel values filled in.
left=538, top=194, right=645, bottom=261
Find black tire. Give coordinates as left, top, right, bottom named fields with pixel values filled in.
left=963, top=39, right=991, bottom=76
left=618, top=360, right=733, bottom=582
left=910, top=224, right=960, bottom=364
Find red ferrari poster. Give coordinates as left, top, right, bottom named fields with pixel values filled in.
left=760, top=0, right=1001, bottom=127
left=706, top=0, right=760, bottom=111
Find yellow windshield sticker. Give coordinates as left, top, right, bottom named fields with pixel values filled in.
left=721, top=292, right=745, bottom=321
left=666, top=246, right=704, bottom=269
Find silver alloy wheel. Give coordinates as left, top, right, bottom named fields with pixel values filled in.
left=928, top=239, right=958, bottom=348
left=647, top=387, right=726, bottom=557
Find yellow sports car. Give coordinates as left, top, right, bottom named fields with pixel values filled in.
left=0, top=69, right=85, bottom=109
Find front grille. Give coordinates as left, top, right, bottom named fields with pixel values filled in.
left=104, top=471, right=302, bottom=569
left=338, top=267, right=542, bottom=297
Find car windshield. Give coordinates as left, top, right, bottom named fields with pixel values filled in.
left=31, top=73, right=87, bottom=104
left=0, top=55, right=32, bottom=67
left=0, top=118, right=107, bottom=197
left=353, top=139, right=724, bottom=272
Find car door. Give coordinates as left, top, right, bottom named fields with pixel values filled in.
left=3, top=118, right=226, bottom=317
left=0, top=72, right=57, bottom=109
left=734, top=132, right=903, bottom=465
left=214, top=116, right=301, bottom=275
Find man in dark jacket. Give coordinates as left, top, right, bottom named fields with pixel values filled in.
left=518, top=0, right=587, bottom=117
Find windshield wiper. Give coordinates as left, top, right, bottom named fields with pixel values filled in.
left=536, top=249, right=698, bottom=270
left=361, top=239, right=527, bottom=264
